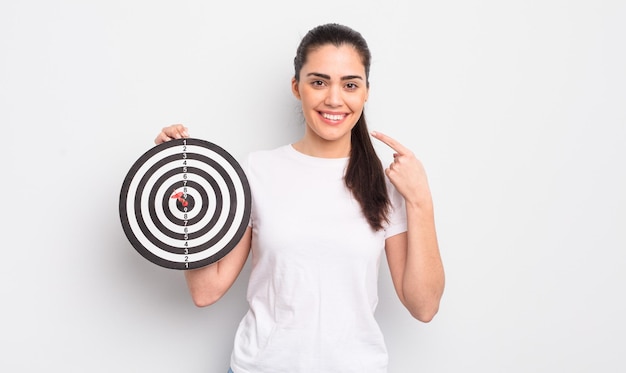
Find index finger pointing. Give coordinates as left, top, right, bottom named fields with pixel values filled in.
left=371, top=131, right=409, bottom=154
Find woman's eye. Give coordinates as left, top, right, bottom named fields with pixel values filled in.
left=345, top=82, right=358, bottom=90
left=312, top=80, right=324, bottom=86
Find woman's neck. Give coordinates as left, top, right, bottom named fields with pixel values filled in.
left=292, top=136, right=351, bottom=158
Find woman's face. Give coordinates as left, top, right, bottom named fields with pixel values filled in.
left=292, top=44, right=369, bottom=152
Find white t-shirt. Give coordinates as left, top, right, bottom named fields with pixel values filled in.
left=230, top=145, right=408, bottom=373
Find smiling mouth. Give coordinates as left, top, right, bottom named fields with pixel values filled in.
left=321, top=112, right=347, bottom=121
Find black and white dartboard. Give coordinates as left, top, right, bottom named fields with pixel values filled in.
left=119, top=138, right=251, bottom=270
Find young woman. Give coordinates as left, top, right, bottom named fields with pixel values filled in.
left=155, top=23, right=444, bottom=373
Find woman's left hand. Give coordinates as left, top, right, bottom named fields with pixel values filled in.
left=371, top=131, right=432, bottom=208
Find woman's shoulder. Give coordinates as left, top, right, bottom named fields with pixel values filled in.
left=249, top=144, right=289, bottom=154
left=248, top=144, right=289, bottom=160
left=244, top=144, right=291, bottom=170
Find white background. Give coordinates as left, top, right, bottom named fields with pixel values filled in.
left=1, top=1, right=624, bottom=372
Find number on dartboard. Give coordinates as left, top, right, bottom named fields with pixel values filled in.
left=182, top=140, right=189, bottom=264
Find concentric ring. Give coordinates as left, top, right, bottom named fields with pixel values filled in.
left=119, top=138, right=251, bottom=270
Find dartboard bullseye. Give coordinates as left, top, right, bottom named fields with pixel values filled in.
left=119, top=138, right=251, bottom=270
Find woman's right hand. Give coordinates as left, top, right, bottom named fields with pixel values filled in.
left=154, top=124, right=189, bottom=144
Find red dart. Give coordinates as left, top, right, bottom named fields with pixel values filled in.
left=170, top=191, right=189, bottom=207
left=171, top=191, right=183, bottom=199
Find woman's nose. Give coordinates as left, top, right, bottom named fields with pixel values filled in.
left=324, top=85, right=342, bottom=107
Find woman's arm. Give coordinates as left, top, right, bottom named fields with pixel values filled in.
left=184, top=228, right=252, bottom=307
left=372, top=131, right=445, bottom=322
left=385, top=209, right=443, bottom=322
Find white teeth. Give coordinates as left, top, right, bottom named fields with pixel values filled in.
left=323, top=113, right=344, bottom=121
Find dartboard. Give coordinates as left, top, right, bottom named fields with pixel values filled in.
left=119, top=138, right=251, bottom=270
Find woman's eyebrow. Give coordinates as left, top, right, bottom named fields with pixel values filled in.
left=307, top=72, right=364, bottom=81
left=340, top=75, right=364, bottom=81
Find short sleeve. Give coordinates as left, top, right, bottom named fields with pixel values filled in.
left=384, top=179, right=407, bottom=239
left=242, top=153, right=254, bottom=228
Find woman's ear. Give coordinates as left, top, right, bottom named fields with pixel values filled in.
left=291, top=77, right=301, bottom=100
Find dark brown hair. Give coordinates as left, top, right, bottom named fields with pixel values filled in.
left=293, top=23, right=390, bottom=231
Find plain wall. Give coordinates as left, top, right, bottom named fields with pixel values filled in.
left=1, top=1, right=624, bottom=372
